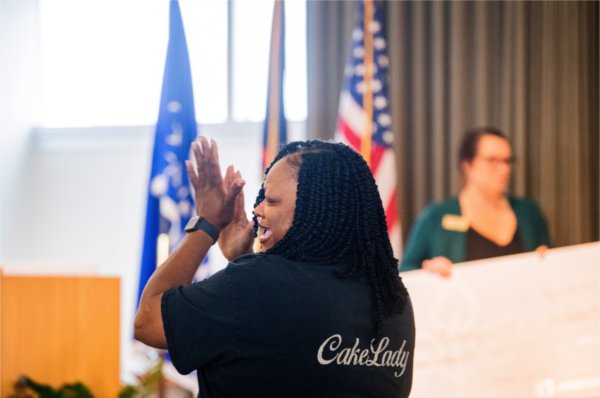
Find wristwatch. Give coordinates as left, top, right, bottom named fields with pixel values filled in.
left=184, top=216, right=220, bottom=242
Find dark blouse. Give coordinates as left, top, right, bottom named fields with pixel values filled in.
left=465, top=227, right=524, bottom=262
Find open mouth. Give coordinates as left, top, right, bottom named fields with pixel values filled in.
left=258, top=224, right=273, bottom=244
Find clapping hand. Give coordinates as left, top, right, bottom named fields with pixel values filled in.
left=185, top=137, right=245, bottom=232
left=218, top=165, right=254, bottom=260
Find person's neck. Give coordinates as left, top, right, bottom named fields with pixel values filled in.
left=460, top=185, right=506, bottom=209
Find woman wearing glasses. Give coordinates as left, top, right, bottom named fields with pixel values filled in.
left=400, top=127, right=550, bottom=277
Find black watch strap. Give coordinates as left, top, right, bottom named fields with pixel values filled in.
left=185, top=216, right=220, bottom=242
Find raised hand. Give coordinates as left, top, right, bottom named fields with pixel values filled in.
left=218, top=165, right=254, bottom=260
left=185, top=137, right=245, bottom=231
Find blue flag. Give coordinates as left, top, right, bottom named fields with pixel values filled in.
left=137, top=0, right=197, bottom=308
left=262, top=0, right=287, bottom=171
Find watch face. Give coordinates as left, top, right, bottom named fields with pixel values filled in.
left=185, top=216, right=201, bottom=231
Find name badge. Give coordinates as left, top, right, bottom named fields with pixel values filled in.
left=442, top=214, right=469, bottom=232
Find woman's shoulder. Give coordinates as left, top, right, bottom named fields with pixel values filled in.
left=227, top=253, right=276, bottom=270
left=419, top=197, right=461, bottom=218
left=407, top=197, right=461, bottom=235
left=216, top=254, right=289, bottom=290
left=226, top=253, right=303, bottom=274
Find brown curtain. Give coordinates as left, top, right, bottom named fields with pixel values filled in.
left=307, top=0, right=599, bottom=248
left=306, top=0, right=357, bottom=140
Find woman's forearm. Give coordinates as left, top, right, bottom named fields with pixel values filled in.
left=143, top=230, right=214, bottom=294
left=134, top=229, right=214, bottom=347
left=134, top=137, right=244, bottom=348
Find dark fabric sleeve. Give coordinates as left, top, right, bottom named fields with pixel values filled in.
left=529, top=200, right=551, bottom=247
left=400, top=205, right=435, bottom=272
left=514, top=198, right=551, bottom=251
left=161, top=266, right=241, bottom=375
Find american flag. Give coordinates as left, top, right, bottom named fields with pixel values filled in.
left=262, top=0, right=287, bottom=171
left=335, top=0, right=401, bottom=258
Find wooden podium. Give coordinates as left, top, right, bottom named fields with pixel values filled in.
left=0, top=270, right=120, bottom=397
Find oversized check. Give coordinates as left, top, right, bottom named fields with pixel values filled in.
left=402, top=242, right=600, bottom=398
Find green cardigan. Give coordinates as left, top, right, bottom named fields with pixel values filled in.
left=400, top=196, right=550, bottom=272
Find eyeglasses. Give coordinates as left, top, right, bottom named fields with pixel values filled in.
left=475, top=155, right=515, bottom=167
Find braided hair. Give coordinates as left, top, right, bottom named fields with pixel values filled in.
left=253, top=140, right=409, bottom=334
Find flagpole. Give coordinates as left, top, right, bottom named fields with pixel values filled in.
left=262, top=0, right=287, bottom=172
left=266, top=0, right=284, bottom=167
left=361, top=0, right=374, bottom=166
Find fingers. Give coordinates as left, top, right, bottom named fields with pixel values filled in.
left=191, top=136, right=223, bottom=189
left=234, top=171, right=243, bottom=197
left=234, top=172, right=247, bottom=220
left=224, top=179, right=246, bottom=210
left=210, top=139, right=220, bottom=168
left=223, top=168, right=249, bottom=222
left=185, top=160, right=199, bottom=188
left=235, top=184, right=244, bottom=211
left=190, top=141, right=204, bottom=188
left=423, top=257, right=452, bottom=278
left=224, top=165, right=234, bottom=189
left=535, top=245, right=548, bottom=259
left=208, top=139, right=223, bottom=183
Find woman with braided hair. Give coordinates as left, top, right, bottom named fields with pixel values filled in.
left=135, top=137, right=415, bottom=398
